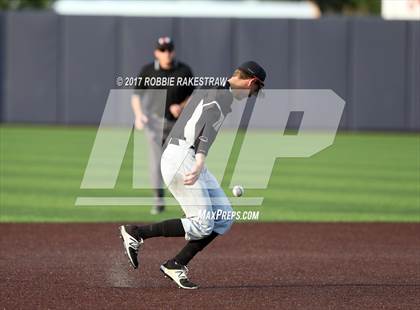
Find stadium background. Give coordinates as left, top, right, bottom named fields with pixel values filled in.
left=0, top=12, right=419, bottom=130
left=1, top=4, right=419, bottom=222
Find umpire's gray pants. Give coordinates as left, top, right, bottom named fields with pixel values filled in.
left=144, top=116, right=174, bottom=206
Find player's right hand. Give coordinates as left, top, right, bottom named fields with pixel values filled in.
left=135, top=115, right=148, bottom=130
left=184, top=154, right=205, bottom=185
left=183, top=166, right=201, bottom=185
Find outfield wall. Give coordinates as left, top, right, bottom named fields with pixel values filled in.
left=0, top=12, right=418, bottom=131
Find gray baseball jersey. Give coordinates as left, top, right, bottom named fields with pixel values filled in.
left=164, top=82, right=234, bottom=155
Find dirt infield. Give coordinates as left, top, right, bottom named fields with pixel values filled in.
left=1, top=223, right=419, bottom=309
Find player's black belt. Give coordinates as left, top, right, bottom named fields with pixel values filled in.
left=168, top=137, right=195, bottom=149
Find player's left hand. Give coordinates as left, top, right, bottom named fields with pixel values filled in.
left=184, top=164, right=202, bottom=185
left=169, top=104, right=182, bottom=118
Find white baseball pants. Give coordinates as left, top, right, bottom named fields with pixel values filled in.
left=160, top=140, right=233, bottom=240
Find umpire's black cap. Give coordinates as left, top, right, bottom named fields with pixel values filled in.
left=238, top=61, right=266, bottom=86
left=156, top=36, right=174, bottom=51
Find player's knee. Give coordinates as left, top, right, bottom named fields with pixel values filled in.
left=213, top=205, right=234, bottom=235
left=197, top=220, right=214, bottom=238
left=219, top=216, right=234, bottom=235
left=225, top=217, right=234, bottom=229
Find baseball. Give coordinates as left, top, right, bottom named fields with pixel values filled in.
left=232, top=185, right=244, bottom=197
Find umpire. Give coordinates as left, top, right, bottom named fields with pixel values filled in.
left=131, top=36, right=194, bottom=215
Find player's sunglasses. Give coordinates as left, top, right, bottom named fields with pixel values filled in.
left=157, top=47, right=174, bottom=52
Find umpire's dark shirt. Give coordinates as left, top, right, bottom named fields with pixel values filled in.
left=134, top=61, right=194, bottom=121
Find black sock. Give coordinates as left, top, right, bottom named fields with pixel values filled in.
left=135, top=219, right=185, bottom=240
left=155, top=188, right=164, bottom=202
left=174, top=232, right=219, bottom=266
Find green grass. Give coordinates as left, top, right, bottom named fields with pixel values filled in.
left=0, top=125, right=419, bottom=222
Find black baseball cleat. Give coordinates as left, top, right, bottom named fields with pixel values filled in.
left=119, top=225, right=143, bottom=269
left=160, top=260, right=199, bottom=290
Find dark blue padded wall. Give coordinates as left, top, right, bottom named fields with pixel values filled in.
left=3, top=12, right=59, bottom=123
left=350, top=18, right=407, bottom=130
left=119, top=17, right=175, bottom=78
left=0, top=12, right=5, bottom=121
left=0, top=14, right=418, bottom=131
left=294, top=18, right=349, bottom=128
left=233, top=19, right=290, bottom=128
left=408, top=21, right=420, bottom=131
left=235, top=18, right=290, bottom=89
left=177, top=18, right=233, bottom=78
left=61, top=16, right=117, bottom=124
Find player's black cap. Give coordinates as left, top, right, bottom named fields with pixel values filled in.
left=238, top=61, right=266, bottom=86
left=156, top=36, right=174, bottom=51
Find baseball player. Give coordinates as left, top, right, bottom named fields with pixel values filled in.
left=121, top=61, right=266, bottom=289
left=132, top=36, right=194, bottom=214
